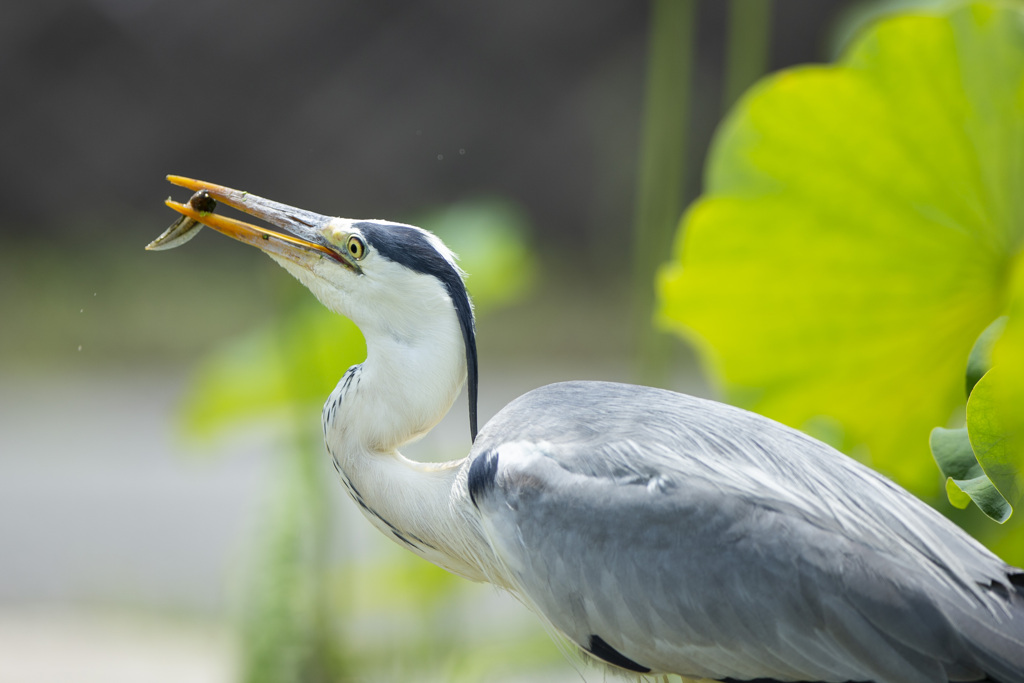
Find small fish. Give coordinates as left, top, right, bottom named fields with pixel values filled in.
left=146, top=189, right=217, bottom=251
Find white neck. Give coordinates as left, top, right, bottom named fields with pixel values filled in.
left=322, top=305, right=490, bottom=581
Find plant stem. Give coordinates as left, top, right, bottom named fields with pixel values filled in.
left=723, top=0, right=773, bottom=112
left=631, top=0, right=697, bottom=385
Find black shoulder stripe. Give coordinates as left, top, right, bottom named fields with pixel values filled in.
left=585, top=635, right=650, bottom=673
left=467, top=450, right=499, bottom=508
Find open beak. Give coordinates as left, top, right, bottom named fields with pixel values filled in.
left=163, top=176, right=359, bottom=272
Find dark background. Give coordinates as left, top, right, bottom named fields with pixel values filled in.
left=2, top=0, right=855, bottom=255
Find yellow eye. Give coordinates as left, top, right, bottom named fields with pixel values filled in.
left=346, top=235, right=366, bottom=260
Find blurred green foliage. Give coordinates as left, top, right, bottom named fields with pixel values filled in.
left=239, top=422, right=344, bottom=683
left=659, top=1, right=1023, bottom=548
left=178, top=199, right=551, bottom=682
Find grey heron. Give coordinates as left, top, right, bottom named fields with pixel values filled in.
left=162, top=176, right=1024, bottom=682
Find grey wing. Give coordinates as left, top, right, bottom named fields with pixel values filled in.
left=466, top=381, right=1024, bottom=683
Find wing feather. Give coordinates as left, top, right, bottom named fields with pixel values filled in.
left=466, top=381, right=1024, bottom=682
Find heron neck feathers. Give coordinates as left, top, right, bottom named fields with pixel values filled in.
left=321, top=297, right=489, bottom=579
left=336, top=451, right=490, bottom=581
left=350, top=317, right=466, bottom=451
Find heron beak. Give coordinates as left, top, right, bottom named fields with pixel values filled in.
left=164, top=176, right=360, bottom=273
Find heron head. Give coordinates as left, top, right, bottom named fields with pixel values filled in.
left=164, top=176, right=479, bottom=439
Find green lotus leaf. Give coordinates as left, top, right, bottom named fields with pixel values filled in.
left=658, top=2, right=1024, bottom=496
left=930, top=426, right=1010, bottom=520
left=965, top=260, right=1024, bottom=516
left=965, top=316, right=1007, bottom=397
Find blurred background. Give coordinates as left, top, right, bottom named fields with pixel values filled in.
left=0, top=1, right=981, bottom=681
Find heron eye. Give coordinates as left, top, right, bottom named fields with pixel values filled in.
left=346, top=235, right=366, bottom=260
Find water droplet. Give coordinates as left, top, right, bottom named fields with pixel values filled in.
left=437, top=154, right=444, bottom=161
left=459, top=148, right=466, bottom=155
left=77, top=345, right=82, bottom=352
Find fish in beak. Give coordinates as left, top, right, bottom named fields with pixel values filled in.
left=154, top=175, right=361, bottom=273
